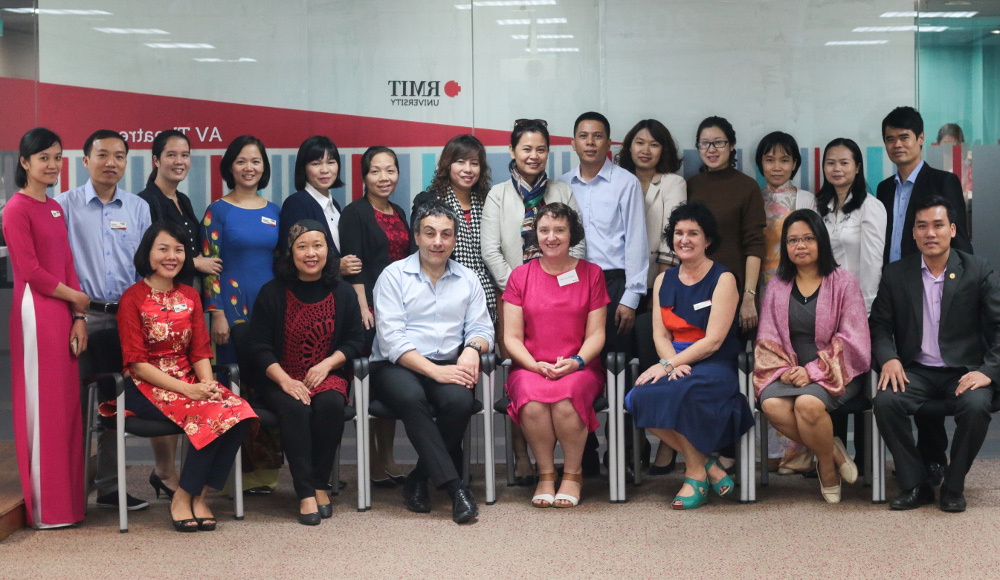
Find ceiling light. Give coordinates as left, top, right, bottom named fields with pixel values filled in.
left=497, top=17, right=566, bottom=24
left=94, top=28, right=169, bottom=34
left=456, top=1, right=556, bottom=7
left=525, top=47, right=578, bottom=52
left=2, top=8, right=112, bottom=15
left=511, top=33, right=573, bottom=39
left=880, top=11, right=977, bottom=18
left=145, top=42, right=214, bottom=49
left=993, top=30, right=1000, bottom=34
left=853, top=26, right=948, bottom=32
left=194, top=57, right=257, bottom=63
left=826, top=40, right=889, bottom=45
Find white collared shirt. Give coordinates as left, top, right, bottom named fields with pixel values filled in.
left=305, top=183, right=341, bottom=250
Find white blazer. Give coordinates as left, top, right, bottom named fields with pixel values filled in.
left=643, top=172, right=687, bottom=288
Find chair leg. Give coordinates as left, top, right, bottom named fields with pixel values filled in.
left=233, top=447, right=244, bottom=520
left=84, top=384, right=97, bottom=506
left=483, top=366, right=496, bottom=505
left=116, top=396, right=128, bottom=533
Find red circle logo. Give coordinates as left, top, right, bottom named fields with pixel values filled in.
left=444, top=80, right=461, bottom=98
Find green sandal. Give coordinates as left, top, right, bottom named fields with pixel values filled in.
left=705, top=458, right=735, bottom=498
left=671, top=477, right=708, bottom=510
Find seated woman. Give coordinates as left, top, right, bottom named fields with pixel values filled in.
left=248, top=220, right=365, bottom=525
left=502, top=203, right=608, bottom=508
left=115, top=221, right=257, bottom=532
left=626, top=202, right=754, bottom=510
left=754, top=209, right=870, bottom=503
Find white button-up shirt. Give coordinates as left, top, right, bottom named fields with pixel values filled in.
left=305, top=183, right=341, bottom=251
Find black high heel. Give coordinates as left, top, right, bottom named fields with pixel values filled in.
left=149, top=471, right=176, bottom=500
left=170, top=498, right=198, bottom=533
left=649, top=450, right=677, bottom=476
left=193, top=498, right=217, bottom=531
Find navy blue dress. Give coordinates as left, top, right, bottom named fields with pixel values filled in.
left=625, top=262, right=754, bottom=455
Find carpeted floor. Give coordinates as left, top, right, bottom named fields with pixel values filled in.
left=2, top=461, right=1000, bottom=579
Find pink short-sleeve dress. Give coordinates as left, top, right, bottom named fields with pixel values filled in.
left=502, top=259, right=609, bottom=431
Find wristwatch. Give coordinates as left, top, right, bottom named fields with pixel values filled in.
left=659, top=358, right=674, bottom=373
left=73, top=314, right=87, bottom=322
left=465, top=341, right=483, bottom=354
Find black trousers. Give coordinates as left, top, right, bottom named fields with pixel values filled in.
left=370, top=361, right=474, bottom=487
left=260, top=382, right=346, bottom=500
left=124, top=378, right=250, bottom=495
left=873, top=365, right=992, bottom=493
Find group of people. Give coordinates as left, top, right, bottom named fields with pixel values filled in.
left=5, top=104, right=996, bottom=532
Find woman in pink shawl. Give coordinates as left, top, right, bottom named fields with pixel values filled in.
left=753, top=209, right=870, bottom=503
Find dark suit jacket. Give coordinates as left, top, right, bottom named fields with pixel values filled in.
left=137, top=183, right=201, bottom=286
left=870, top=249, right=1000, bottom=385
left=338, top=197, right=415, bottom=306
left=278, top=189, right=344, bottom=257
left=876, top=163, right=972, bottom=264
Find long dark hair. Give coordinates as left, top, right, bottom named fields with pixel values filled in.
left=428, top=134, right=491, bottom=203
left=815, top=138, right=868, bottom=218
left=776, top=209, right=838, bottom=282
left=147, top=129, right=191, bottom=185
left=15, top=127, right=61, bottom=188
left=615, top=119, right=682, bottom=174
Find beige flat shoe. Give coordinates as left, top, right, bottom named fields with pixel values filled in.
left=832, top=437, right=858, bottom=484
left=818, top=462, right=842, bottom=504
left=777, top=452, right=814, bottom=475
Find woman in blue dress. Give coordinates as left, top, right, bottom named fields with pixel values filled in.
left=201, top=135, right=281, bottom=365
left=626, top=202, right=754, bottom=509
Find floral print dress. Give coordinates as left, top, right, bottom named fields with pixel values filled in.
left=112, top=281, right=257, bottom=449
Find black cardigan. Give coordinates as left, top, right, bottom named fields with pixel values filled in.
left=137, top=182, right=201, bottom=286
left=278, top=189, right=343, bottom=257
left=338, top=196, right=415, bottom=305
left=248, top=277, right=365, bottom=383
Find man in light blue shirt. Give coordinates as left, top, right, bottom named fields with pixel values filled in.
left=371, top=200, right=493, bottom=524
left=56, top=129, right=152, bottom=511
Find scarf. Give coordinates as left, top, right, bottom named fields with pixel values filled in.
left=509, top=159, right=548, bottom=263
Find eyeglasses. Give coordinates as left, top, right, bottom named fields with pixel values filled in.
left=696, top=140, right=729, bottom=150
left=514, top=118, right=548, bottom=128
left=786, top=236, right=817, bottom=246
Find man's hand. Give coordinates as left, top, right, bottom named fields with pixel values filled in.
left=430, top=364, right=476, bottom=388
left=615, top=304, right=635, bottom=336
left=878, top=359, right=909, bottom=392
left=456, top=346, right=481, bottom=385
left=956, top=371, right=992, bottom=396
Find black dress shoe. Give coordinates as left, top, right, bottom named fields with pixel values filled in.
left=939, top=486, right=967, bottom=512
left=926, top=462, right=946, bottom=487
left=450, top=486, right=479, bottom=524
left=318, top=503, right=333, bottom=519
left=402, top=477, right=431, bottom=513
left=889, top=482, right=935, bottom=510
left=298, top=511, right=321, bottom=526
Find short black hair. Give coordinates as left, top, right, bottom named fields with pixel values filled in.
left=776, top=209, right=838, bottom=282
left=16, top=127, right=61, bottom=188
left=294, top=135, right=345, bottom=191
left=696, top=116, right=737, bottom=169
left=511, top=119, right=550, bottom=148
left=882, top=106, right=924, bottom=139
left=573, top=111, right=610, bottom=136
left=616, top=119, right=682, bottom=175
left=754, top=131, right=801, bottom=179
left=411, top=199, right=458, bottom=233
left=911, top=195, right=957, bottom=226
left=275, top=222, right=340, bottom=287
left=83, top=129, right=128, bottom=156
left=220, top=135, right=271, bottom=190
left=148, top=129, right=190, bottom=185
left=534, top=202, right=585, bottom=247
left=665, top=201, right=721, bottom=256
left=134, top=220, right=196, bottom=281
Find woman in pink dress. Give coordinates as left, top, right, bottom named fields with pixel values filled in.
left=502, top=203, right=609, bottom=508
left=4, top=128, right=90, bottom=528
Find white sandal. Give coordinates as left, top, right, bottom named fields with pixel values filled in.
left=553, top=472, right=583, bottom=508
left=532, top=473, right=556, bottom=508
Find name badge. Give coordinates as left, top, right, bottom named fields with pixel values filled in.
left=262, top=216, right=277, bottom=226
left=110, top=221, right=127, bottom=230
left=51, top=210, right=61, bottom=218
left=172, top=302, right=189, bottom=313
left=557, top=269, right=580, bottom=287
left=693, top=300, right=712, bottom=311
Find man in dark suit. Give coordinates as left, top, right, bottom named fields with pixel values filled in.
left=875, top=106, right=973, bottom=485
left=871, top=196, right=1000, bottom=512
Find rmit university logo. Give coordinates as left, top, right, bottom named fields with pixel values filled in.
left=388, top=80, right=461, bottom=106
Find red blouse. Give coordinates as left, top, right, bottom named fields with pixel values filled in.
left=374, top=208, right=410, bottom=261
left=279, top=289, right=349, bottom=399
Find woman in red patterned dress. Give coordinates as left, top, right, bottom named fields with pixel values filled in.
left=115, top=221, right=257, bottom=531
left=248, top=220, right=365, bottom=524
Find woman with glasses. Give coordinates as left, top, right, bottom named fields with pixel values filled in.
left=754, top=209, right=870, bottom=503
left=686, top=116, right=766, bottom=336
left=482, top=118, right=585, bottom=485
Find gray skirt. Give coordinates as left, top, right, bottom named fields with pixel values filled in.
left=758, top=375, right=862, bottom=412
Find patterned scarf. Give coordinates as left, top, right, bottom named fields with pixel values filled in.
left=509, top=159, right=548, bottom=263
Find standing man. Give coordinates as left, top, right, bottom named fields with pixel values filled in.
left=876, top=106, right=974, bottom=487
left=57, top=129, right=153, bottom=510
left=871, top=196, right=1000, bottom=512
left=370, top=200, right=493, bottom=524
left=560, top=112, right=648, bottom=476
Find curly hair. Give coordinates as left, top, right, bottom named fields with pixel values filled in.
left=428, top=134, right=491, bottom=203
left=664, top=201, right=721, bottom=256
left=534, top=202, right=585, bottom=247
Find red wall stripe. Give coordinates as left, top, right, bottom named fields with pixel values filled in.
left=210, top=155, right=223, bottom=201
left=60, top=162, right=69, bottom=195
left=814, top=147, right=821, bottom=191
left=352, top=154, right=363, bottom=201
left=952, top=144, right=962, bottom=177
